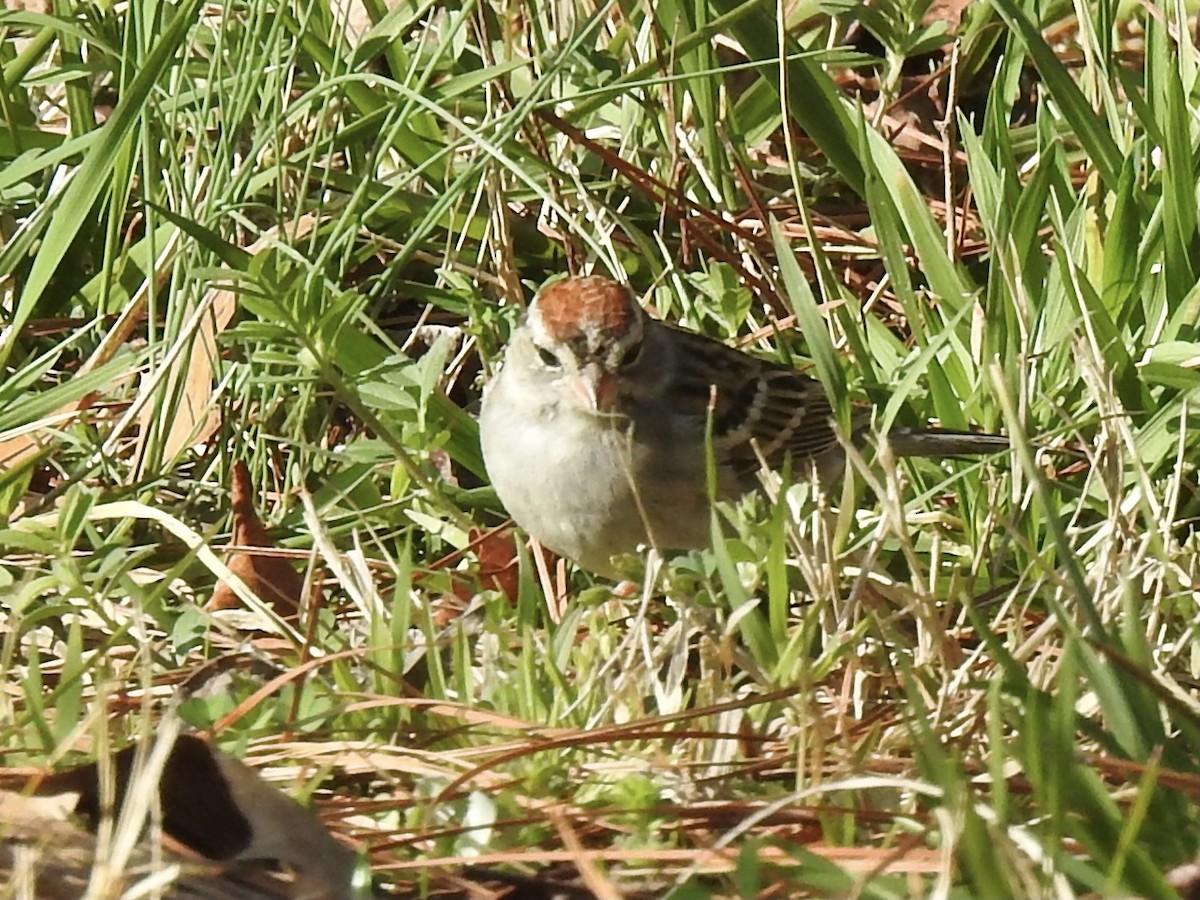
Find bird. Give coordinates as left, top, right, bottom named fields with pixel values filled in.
left=478, top=275, right=1007, bottom=576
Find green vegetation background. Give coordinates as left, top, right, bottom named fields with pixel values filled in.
left=1, top=1, right=1198, bottom=897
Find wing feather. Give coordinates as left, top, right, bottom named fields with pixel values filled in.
left=664, top=326, right=839, bottom=482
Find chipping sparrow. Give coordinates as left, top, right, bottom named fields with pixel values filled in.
left=479, top=276, right=1007, bottom=576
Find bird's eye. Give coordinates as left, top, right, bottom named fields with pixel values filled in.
left=536, top=346, right=561, bottom=369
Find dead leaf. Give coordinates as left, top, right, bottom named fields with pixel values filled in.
left=13, top=734, right=357, bottom=900
left=209, top=461, right=305, bottom=616
left=473, top=525, right=521, bottom=604
left=922, top=0, right=973, bottom=31
left=153, top=288, right=238, bottom=460
left=140, top=214, right=320, bottom=464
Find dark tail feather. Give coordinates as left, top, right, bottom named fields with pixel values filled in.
left=882, top=427, right=1009, bottom=458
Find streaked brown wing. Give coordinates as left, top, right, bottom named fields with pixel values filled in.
left=665, top=326, right=839, bottom=481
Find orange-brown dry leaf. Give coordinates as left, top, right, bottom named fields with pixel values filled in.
left=152, top=288, right=238, bottom=460
left=209, top=461, right=305, bottom=617
left=473, top=525, right=520, bottom=604
left=145, top=215, right=319, bottom=462
left=436, top=527, right=522, bottom=615
left=923, top=0, right=972, bottom=31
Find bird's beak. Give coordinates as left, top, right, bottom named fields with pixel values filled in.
left=572, top=362, right=618, bottom=413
